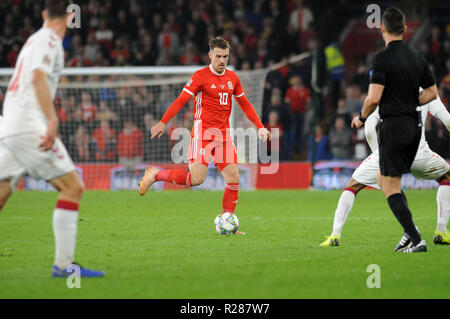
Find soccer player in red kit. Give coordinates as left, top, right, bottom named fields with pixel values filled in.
left=139, top=37, right=270, bottom=233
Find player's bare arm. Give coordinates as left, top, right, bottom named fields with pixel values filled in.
left=32, top=69, right=58, bottom=151
left=351, top=83, right=384, bottom=129
left=419, top=84, right=438, bottom=105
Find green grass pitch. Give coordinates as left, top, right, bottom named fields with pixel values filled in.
left=0, top=189, right=449, bottom=299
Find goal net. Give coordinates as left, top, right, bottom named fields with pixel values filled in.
left=0, top=66, right=269, bottom=191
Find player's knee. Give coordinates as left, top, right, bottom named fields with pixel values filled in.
left=226, top=172, right=240, bottom=184
left=191, top=174, right=206, bottom=186
left=61, top=180, right=84, bottom=200
left=345, top=179, right=363, bottom=193
left=222, top=166, right=239, bottom=184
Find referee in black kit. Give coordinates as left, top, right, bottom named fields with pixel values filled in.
left=352, top=7, right=438, bottom=253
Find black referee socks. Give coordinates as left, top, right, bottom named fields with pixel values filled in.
left=387, top=193, right=421, bottom=246
left=400, top=191, right=409, bottom=207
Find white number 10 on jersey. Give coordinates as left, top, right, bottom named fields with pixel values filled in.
left=219, top=93, right=228, bottom=105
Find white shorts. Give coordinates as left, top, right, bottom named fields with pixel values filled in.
left=352, top=152, right=381, bottom=189
left=410, top=148, right=450, bottom=180
left=0, top=140, right=26, bottom=190
left=1, top=133, right=75, bottom=182
left=352, top=148, right=449, bottom=189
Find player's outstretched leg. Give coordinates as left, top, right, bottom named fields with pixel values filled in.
left=50, top=171, right=104, bottom=277
left=139, top=164, right=208, bottom=196
left=320, top=179, right=365, bottom=247
left=434, top=179, right=450, bottom=244
left=139, top=166, right=192, bottom=196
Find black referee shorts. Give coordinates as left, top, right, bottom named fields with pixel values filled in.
left=379, top=116, right=421, bottom=177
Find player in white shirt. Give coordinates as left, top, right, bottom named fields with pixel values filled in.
left=320, top=94, right=450, bottom=249
left=0, top=0, right=104, bottom=277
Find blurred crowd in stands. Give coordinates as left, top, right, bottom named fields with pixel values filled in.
left=53, top=83, right=183, bottom=164
left=0, top=0, right=449, bottom=163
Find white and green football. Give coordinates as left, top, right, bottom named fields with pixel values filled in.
left=214, top=212, right=239, bottom=235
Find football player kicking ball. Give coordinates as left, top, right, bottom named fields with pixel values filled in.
left=320, top=95, right=450, bottom=250
left=139, top=37, right=271, bottom=234
left=0, top=0, right=104, bottom=277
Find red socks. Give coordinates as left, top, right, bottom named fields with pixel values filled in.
left=56, top=200, right=79, bottom=211
left=223, top=183, right=239, bottom=213
left=155, top=169, right=191, bottom=187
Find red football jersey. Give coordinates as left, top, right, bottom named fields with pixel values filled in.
left=117, top=128, right=144, bottom=158
left=183, top=65, right=244, bottom=141
left=81, top=103, right=97, bottom=122
left=285, top=86, right=310, bottom=114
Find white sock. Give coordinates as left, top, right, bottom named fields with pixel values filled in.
left=331, top=190, right=356, bottom=237
left=53, top=207, right=78, bottom=269
left=436, top=185, right=450, bottom=233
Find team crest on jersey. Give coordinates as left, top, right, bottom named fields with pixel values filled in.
left=186, top=79, right=193, bottom=87
left=227, top=81, right=233, bottom=90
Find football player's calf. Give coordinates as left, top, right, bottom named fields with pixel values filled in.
left=319, top=178, right=365, bottom=246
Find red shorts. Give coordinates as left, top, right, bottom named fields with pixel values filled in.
left=187, top=137, right=238, bottom=171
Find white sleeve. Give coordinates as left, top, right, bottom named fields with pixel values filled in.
left=30, top=39, right=58, bottom=75
left=428, top=94, right=450, bottom=132
left=364, top=106, right=380, bottom=152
